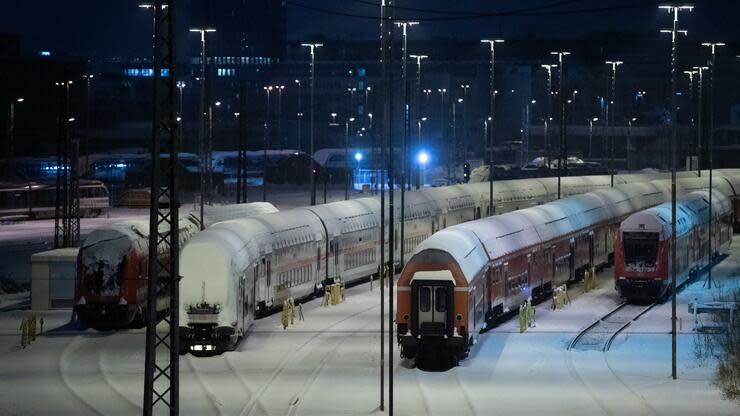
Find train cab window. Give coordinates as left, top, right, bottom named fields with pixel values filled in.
left=434, top=287, right=447, bottom=313
left=623, top=232, right=659, bottom=269
left=419, top=287, right=431, bottom=312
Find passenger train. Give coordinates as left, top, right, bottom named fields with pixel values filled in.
left=395, top=175, right=740, bottom=366
left=0, top=180, right=109, bottom=220
left=73, top=202, right=278, bottom=329
left=614, top=190, right=732, bottom=301
left=177, top=170, right=740, bottom=354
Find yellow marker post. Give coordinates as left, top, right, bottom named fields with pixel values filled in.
left=19, top=317, right=28, bottom=348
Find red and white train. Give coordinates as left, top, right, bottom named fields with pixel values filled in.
left=396, top=176, right=740, bottom=365
left=614, top=190, right=732, bottom=301
left=73, top=202, right=278, bottom=329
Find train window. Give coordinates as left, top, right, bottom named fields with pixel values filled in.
left=419, top=287, right=431, bottom=312
left=623, top=232, right=659, bottom=269
left=435, top=287, right=446, bottom=313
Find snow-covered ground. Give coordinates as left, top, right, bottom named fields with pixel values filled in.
left=1, top=236, right=739, bottom=414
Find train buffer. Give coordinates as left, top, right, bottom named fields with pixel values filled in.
left=688, top=300, right=737, bottom=333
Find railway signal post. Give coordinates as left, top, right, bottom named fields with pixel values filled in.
left=143, top=0, right=181, bottom=414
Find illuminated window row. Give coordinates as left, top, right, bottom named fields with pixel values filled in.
left=124, top=68, right=170, bottom=77
left=190, top=56, right=273, bottom=65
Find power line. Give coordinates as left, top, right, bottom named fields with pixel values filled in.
left=285, top=0, right=671, bottom=22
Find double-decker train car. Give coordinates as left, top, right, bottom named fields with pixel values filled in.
left=395, top=175, right=740, bottom=366
left=614, top=190, right=732, bottom=301
left=73, top=202, right=278, bottom=329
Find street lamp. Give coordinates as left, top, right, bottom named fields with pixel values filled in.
left=7, top=97, right=24, bottom=165
left=693, top=65, right=708, bottom=176
left=263, top=86, right=274, bottom=202
left=190, top=27, right=216, bottom=228
left=588, top=117, right=599, bottom=159
left=482, top=38, right=504, bottom=214
left=301, top=42, right=323, bottom=205
left=417, top=150, right=429, bottom=188
left=452, top=98, right=463, bottom=181
left=295, top=79, right=302, bottom=151
left=701, top=41, right=724, bottom=290
left=683, top=70, right=698, bottom=170
left=626, top=117, right=637, bottom=170
left=659, top=3, right=693, bottom=382
left=550, top=51, right=570, bottom=199
left=541, top=64, right=557, bottom=168
left=605, top=60, right=623, bottom=185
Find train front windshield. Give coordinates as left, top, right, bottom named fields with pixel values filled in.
left=622, top=232, right=659, bottom=271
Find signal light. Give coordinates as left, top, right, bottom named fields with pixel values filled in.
left=463, top=162, right=471, bottom=183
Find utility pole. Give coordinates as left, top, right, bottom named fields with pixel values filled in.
left=67, top=118, right=80, bottom=247
left=295, top=79, right=302, bottom=151
left=302, top=42, right=323, bottom=206
left=606, top=60, right=623, bottom=187
left=409, top=54, right=427, bottom=189
left=54, top=80, right=72, bottom=249
left=541, top=64, right=556, bottom=169
left=386, top=4, right=396, bottom=414
left=83, top=74, right=93, bottom=170
left=207, top=100, right=220, bottom=202
left=660, top=3, right=692, bottom=382
left=395, top=20, right=417, bottom=269
left=683, top=70, right=697, bottom=170
left=236, top=82, right=248, bottom=204
left=189, top=27, right=215, bottom=230
left=263, top=86, right=273, bottom=202
left=550, top=51, right=570, bottom=199
left=702, top=41, right=724, bottom=290
left=693, top=65, right=707, bottom=177
left=378, top=2, right=387, bottom=410
left=7, top=97, right=24, bottom=171
left=143, top=0, right=180, bottom=413
left=482, top=39, right=504, bottom=215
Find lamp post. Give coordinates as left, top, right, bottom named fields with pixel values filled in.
left=550, top=51, right=570, bottom=199
left=263, top=86, right=273, bottom=202
left=7, top=97, right=24, bottom=166
left=347, top=87, right=357, bottom=120
left=588, top=117, right=598, bottom=159
left=190, top=27, right=216, bottom=229
left=605, top=60, right=623, bottom=186
left=276, top=85, right=285, bottom=148
left=693, top=65, right=708, bottom=176
left=82, top=74, right=94, bottom=171
left=659, top=3, right=693, bottom=381
left=416, top=116, right=427, bottom=189
left=627, top=117, right=637, bottom=170
left=452, top=98, right=463, bottom=182
left=482, top=39, right=504, bottom=215
left=302, top=42, right=323, bottom=205
left=701, top=41, right=724, bottom=290
left=295, top=79, right=302, bottom=151
left=344, top=117, right=355, bottom=200
left=541, top=64, right=556, bottom=168
left=524, top=100, right=536, bottom=166
left=417, top=150, right=429, bottom=189
left=683, top=70, right=697, bottom=170
left=207, top=100, right=221, bottom=203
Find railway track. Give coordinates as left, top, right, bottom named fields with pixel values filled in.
left=568, top=302, right=656, bottom=352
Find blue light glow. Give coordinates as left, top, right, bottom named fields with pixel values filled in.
left=354, top=152, right=363, bottom=162
left=417, top=151, right=430, bottom=165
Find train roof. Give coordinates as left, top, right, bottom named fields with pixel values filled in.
left=620, top=190, right=731, bottom=239
left=410, top=227, right=489, bottom=284
left=303, top=198, right=380, bottom=237
left=194, top=202, right=278, bottom=226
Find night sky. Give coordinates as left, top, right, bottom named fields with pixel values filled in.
left=2, top=1, right=739, bottom=58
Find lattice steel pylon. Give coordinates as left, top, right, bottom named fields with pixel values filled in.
left=54, top=86, right=69, bottom=249
left=143, top=1, right=180, bottom=415
left=68, top=119, right=81, bottom=247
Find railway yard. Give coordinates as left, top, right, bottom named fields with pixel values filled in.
left=0, top=236, right=738, bottom=415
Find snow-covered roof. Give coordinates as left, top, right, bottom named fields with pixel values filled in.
left=409, top=227, right=489, bottom=285
left=303, top=198, right=380, bottom=237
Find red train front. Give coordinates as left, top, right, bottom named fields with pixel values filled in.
left=614, top=191, right=732, bottom=302
left=74, top=220, right=150, bottom=329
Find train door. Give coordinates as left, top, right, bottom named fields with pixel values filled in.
left=414, top=281, right=451, bottom=334
left=475, top=207, right=481, bottom=220
left=527, top=254, right=533, bottom=293
left=490, top=263, right=505, bottom=308
left=569, top=238, right=576, bottom=280
left=239, top=275, right=245, bottom=332
left=588, top=231, right=594, bottom=268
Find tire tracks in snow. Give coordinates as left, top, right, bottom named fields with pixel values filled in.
left=239, top=303, right=378, bottom=416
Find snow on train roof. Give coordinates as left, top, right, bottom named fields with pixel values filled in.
left=457, top=211, right=541, bottom=260
left=196, top=202, right=278, bottom=225
left=619, top=191, right=726, bottom=239
left=421, top=184, right=476, bottom=212
left=411, top=227, right=489, bottom=284
left=303, top=198, right=380, bottom=237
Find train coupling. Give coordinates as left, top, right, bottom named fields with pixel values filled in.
left=183, top=302, right=227, bottom=354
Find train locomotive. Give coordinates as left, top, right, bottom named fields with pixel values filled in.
left=395, top=175, right=740, bottom=366
left=73, top=202, right=278, bottom=329
left=614, top=190, right=732, bottom=301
